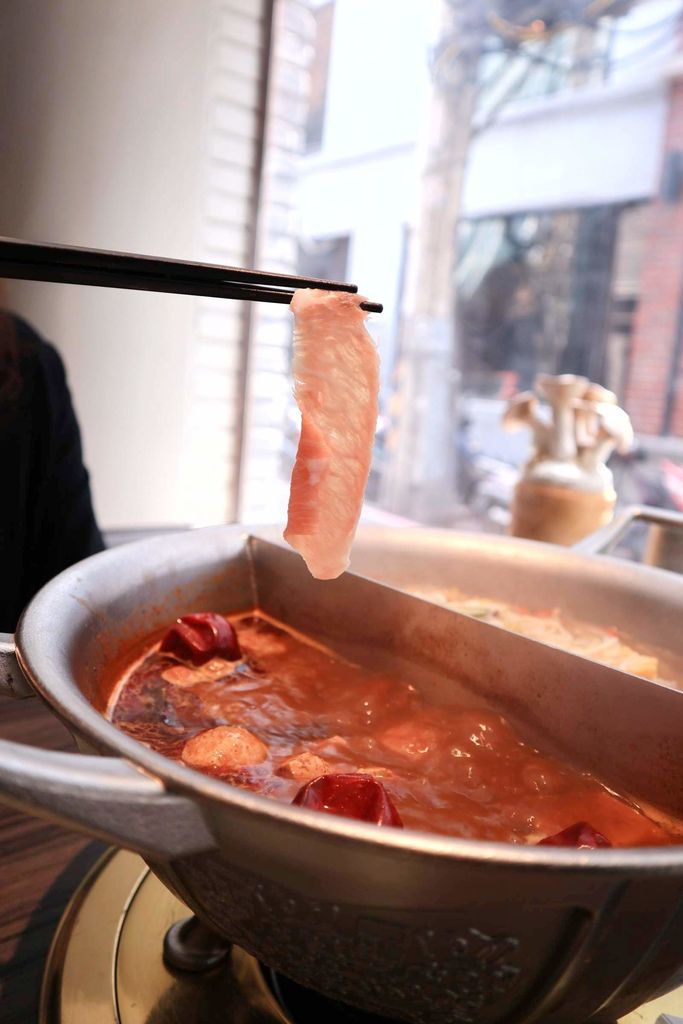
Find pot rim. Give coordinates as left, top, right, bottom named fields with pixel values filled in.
left=15, top=523, right=683, bottom=873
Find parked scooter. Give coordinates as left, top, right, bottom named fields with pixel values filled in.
left=610, top=448, right=680, bottom=511
left=455, top=416, right=517, bottom=528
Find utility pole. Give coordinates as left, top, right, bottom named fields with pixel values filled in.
left=381, top=0, right=479, bottom=520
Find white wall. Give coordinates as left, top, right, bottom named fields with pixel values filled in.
left=0, top=0, right=265, bottom=529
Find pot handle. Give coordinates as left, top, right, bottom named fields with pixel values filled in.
left=573, top=505, right=683, bottom=557
left=0, top=633, right=34, bottom=698
left=0, top=738, right=217, bottom=858
left=0, top=633, right=215, bottom=858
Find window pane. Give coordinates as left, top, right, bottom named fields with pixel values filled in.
left=249, top=0, right=683, bottom=538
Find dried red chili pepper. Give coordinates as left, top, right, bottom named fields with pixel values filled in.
left=160, top=613, right=241, bottom=666
left=538, top=821, right=611, bottom=849
left=293, top=773, right=403, bottom=827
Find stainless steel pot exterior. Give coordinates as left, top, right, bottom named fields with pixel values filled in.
left=3, top=525, right=683, bottom=1023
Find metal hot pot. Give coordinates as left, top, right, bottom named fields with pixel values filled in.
left=2, top=517, right=683, bottom=1024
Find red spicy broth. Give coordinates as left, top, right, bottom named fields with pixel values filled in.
left=107, top=613, right=682, bottom=847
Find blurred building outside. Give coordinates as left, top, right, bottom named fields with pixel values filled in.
left=242, top=0, right=683, bottom=532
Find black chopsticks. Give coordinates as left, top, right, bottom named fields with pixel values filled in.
left=0, top=237, right=383, bottom=313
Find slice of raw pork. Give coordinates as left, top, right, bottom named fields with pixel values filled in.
left=284, top=289, right=380, bottom=579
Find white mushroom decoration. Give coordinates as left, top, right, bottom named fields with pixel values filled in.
left=502, top=391, right=552, bottom=459
left=535, top=374, right=589, bottom=462
left=574, top=383, right=617, bottom=452
left=579, top=404, right=634, bottom=476
left=503, top=373, right=633, bottom=493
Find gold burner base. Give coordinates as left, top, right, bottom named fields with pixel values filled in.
left=39, top=848, right=683, bottom=1024
left=40, top=848, right=288, bottom=1024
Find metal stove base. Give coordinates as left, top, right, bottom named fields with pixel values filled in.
left=40, top=848, right=289, bottom=1024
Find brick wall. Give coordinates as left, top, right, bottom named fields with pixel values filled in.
left=626, top=75, right=683, bottom=436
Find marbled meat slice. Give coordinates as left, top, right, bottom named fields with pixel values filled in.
left=284, top=289, right=380, bottom=579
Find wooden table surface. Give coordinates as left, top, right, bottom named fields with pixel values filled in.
left=0, top=695, right=105, bottom=1024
